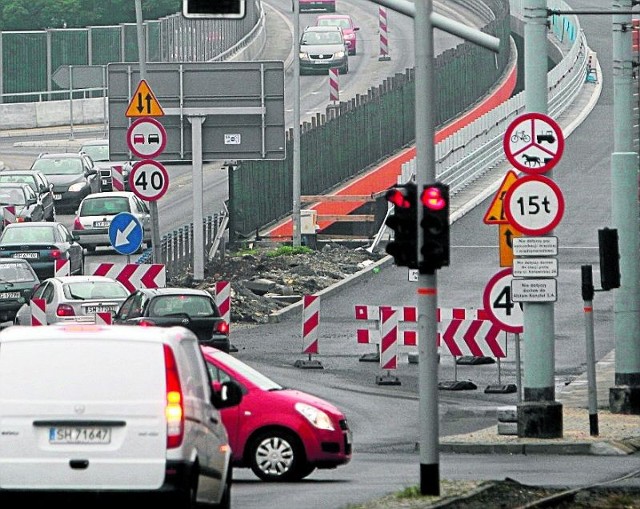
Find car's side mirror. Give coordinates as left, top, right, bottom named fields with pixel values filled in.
left=211, top=380, right=243, bottom=409
left=28, top=198, right=37, bottom=206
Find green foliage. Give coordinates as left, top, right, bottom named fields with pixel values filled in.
left=265, top=246, right=313, bottom=258
left=0, top=0, right=182, bottom=31
left=394, top=486, right=422, bottom=499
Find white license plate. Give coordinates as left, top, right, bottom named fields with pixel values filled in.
left=93, top=221, right=110, bottom=228
left=101, top=178, right=110, bottom=185
left=12, top=252, right=38, bottom=259
left=49, top=426, right=111, bottom=444
left=86, top=306, right=117, bottom=314
left=0, top=291, right=20, bottom=299
left=53, top=194, right=62, bottom=200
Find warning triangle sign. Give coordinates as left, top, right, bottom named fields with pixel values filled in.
left=483, top=170, right=518, bottom=225
left=125, top=79, right=164, bottom=117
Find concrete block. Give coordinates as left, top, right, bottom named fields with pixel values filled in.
left=497, top=406, right=517, bottom=422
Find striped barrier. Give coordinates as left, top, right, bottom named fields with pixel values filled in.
left=112, top=165, right=125, bottom=191
left=95, top=312, right=112, bottom=325
left=30, top=298, right=46, bottom=326
left=329, top=68, right=339, bottom=103
left=378, top=6, right=390, bottom=61
left=55, top=259, right=70, bottom=277
left=302, top=295, right=320, bottom=355
left=214, top=280, right=231, bottom=326
left=2, top=206, right=15, bottom=228
left=379, top=306, right=398, bottom=370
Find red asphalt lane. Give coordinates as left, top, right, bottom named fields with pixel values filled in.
left=266, top=65, right=518, bottom=239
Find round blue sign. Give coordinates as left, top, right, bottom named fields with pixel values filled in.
left=108, top=212, right=143, bottom=255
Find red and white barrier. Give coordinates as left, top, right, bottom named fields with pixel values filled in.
left=95, top=312, right=112, bottom=325
left=302, top=295, right=320, bottom=355
left=214, top=280, right=231, bottom=326
left=55, top=259, right=70, bottom=277
left=378, top=7, right=390, bottom=61
left=379, top=307, right=398, bottom=370
left=329, top=68, right=339, bottom=102
left=111, top=165, right=125, bottom=191
left=440, top=318, right=505, bottom=358
left=88, top=263, right=166, bottom=293
left=2, top=206, right=15, bottom=227
left=30, top=298, right=46, bottom=326
left=355, top=304, right=416, bottom=345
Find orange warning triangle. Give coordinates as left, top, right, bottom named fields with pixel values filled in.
left=483, top=170, right=518, bottom=225
left=125, top=79, right=164, bottom=117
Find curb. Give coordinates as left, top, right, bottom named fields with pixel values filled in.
left=439, top=439, right=638, bottom=456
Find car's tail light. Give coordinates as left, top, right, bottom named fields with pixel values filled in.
left=16, top=217, right=25, bottom=223
left=73, top=217, right=84, bottom=230
left=215, top=320, right=229, bottom=335
left=139, top=319, right=156, bottom=327
left=164, top=344, right=184, bottom=448
left=50, top=249, right=62, bottom=259
left=56, top=304, right=75, bottom=317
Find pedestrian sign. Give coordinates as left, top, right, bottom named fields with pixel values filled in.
left=483, top=170, right=518, bottom=225
left=125, top=79, right=164, bottom=117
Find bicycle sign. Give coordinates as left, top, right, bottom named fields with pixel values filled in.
left=503, top=112, right=565, bottom=174
left=129, top=159, right=169, bottom=202
left=483, top=268, right=524, bottom=333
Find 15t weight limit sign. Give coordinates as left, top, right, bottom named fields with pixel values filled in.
left=129, top=160, right=169, bottom=202
left=504, top=175, right=564, bottom=235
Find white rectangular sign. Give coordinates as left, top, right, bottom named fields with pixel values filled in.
left=513, top=258, right=558, bottom=277
left=513, top=236, right=558, bottom=256
left=511, top=279, right=557, bottom=302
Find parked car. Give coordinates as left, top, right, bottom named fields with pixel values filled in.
left=0, top=324, right=242, bottom=505
left=72, top=191, right=151, bottom=253
left=0, top=169, right=56, bottom=221
left=79, top=138, right=132, bottom=192
left=299, top=25, right=349, bottom=75
left=29, top=152, right=100, bottom=213
left=0, top=222, right=84, bottom=279
left=315, top=14, right=359, bottom=55
left=0, top=183, right=46, bottom=223
left=202, top=346, right=352, bottom=481
left=14, top=274, right=130, bottom=325
left=113, top=287, right=231, bottom=352
left=0, top=258, right=39, bottom=323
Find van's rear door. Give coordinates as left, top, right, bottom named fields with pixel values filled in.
left=0, top=338, right=167, bottom=490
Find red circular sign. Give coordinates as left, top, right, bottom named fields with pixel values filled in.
left=503, top=112, right=564, bottom=174
left=504, top=175, right=564, bottom=235
left=129, top=160, right=169, bottom=202
left=483, top=268, right=524, bottom=334
left=126, top=117, right=167, bottom=159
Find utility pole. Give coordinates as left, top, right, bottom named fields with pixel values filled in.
left=292, top=0, right=301, bottom=248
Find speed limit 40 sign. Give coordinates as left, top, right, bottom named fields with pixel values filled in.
left=129, top=160, right=169, bottom=202
left=483, top=268, right=524, bottom=333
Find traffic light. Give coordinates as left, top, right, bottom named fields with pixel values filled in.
left=182, top=0, right=245, bottom=18
left=598, top=227, right=620, bottom=290
left=420, top=183, right=450, bottom=274
left=384, top=182, right=418, bottom=268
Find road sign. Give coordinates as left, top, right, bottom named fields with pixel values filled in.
left=498, top=223, right=522, bottom=267
left=127, top=117, right=167, bottom=158
left=513, top=236, right=558, bottom=256
left=52, top=65, right=105, bottom=89
left=504, top=175, right=565, bottom=235
left=511, top=278, right=558, bottom=302
left=108, top=212, right=143, bottom=255
left=503, top=112, right=565, bottom=174
left=483, top=268, right=524, bottom=333
left=483, top=170, right=518, bottom=224
left=125, top=79, right=165, bottom=118
left=513, top=258, right=558, bottom=277
left=108, top=61, right=286, bottom=161
left=129, top=160, right=169, bottom=202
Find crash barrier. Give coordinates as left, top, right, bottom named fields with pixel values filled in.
left=2, top=206, right=15, bottom=228
left=30, top=299, right=46, bottom=326
left=54, top=259, right=71, bottom=277
left=329, top=68, right=339, bottom=103
left=88, top=263, right=166, bottom=293
left=294, top=295, right=324, bottom=369
left=378, top=7, right=390, bottom=61
left=214, top=281, right=231, bottom=326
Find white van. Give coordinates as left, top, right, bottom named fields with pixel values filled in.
left=0, top=323, right=242, bottom=508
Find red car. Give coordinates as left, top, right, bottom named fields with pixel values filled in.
left=315, top=13, right=359, bottom=55
left=202, top=346, right=352, bottom=482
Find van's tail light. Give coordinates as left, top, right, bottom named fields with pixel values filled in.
left=50, top=249, right=62, bottom=259
left=16, top=217, right=25, bottom=223
left=73, top=217, right=84, bottom=230
left=56, top=304, right=75, bottom=317
left=215, top=320, right=229, bottom=335
left=164, top=344, right=184, bottom=448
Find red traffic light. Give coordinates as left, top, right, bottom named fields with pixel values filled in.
left=386, top=188, right=412, bottom=209
left=421, top=186, right=446, bottom=211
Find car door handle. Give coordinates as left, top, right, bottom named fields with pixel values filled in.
left=209, top=415, right=219, bottom=424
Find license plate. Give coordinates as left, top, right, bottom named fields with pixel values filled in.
left=0, top=291, right=20, bottom=299
left=346, top=430, right=352, bottom=444
left=12, top=252, right=38, bottom=259
left=101, top=178, right=110, bottom=185
left=49, top=426, right=111, bottom=444
left=86, top=305, right=117, bottom=314
left=53, top=194, right=62, bottom=200
left=93, top=221, right=110, bottom=228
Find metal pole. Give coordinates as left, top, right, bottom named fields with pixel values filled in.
left=189, top=116, right=205, bottom=281
left=69, top=65, right=75, bottom=141
left=581, top=265, right=599, bottom=436
left=515, top=332, right=522, bottom=404
left=135, top=0, right=162, bottom=265
left=292, top=0, right=301, bottom=247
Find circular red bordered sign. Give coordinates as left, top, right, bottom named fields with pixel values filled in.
left=483, top=267, right=524, bottom=334
left=129, top=160, right=169, bottom=202
left=504, top=174, right=564, bottom=235
left=503, top=112, right=565, bottom=175
left=126, top=117, right=167, bottom=159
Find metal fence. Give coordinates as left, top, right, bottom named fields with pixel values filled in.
left=0, top=1, right=261, bottom=103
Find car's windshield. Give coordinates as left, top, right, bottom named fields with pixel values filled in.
left=0, top=188, right=25, bottom=205
left=0, top=262, right=37, bottom=282
left=32, top=158, right=83, bottom=176
left=80, top=197, right=130, bottom=216
left=0, top=226, right=55, bottom=244
left=0, top=175, right=36, bottom=192
left=301, top=31, right=343, bottom=45
left=81, top=144, right=109, bottom=162
left=65, top=281, right=129, bottom=300
left=149, top=295, right=216, bottom=317
left=208, top=351, right=282, bottom=391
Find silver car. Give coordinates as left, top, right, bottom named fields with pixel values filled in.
left=299, top=25, right=349, bottom=75
left=72, top=191, right=151, bottom=253
left=14, top=274, right=130, bottom=325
